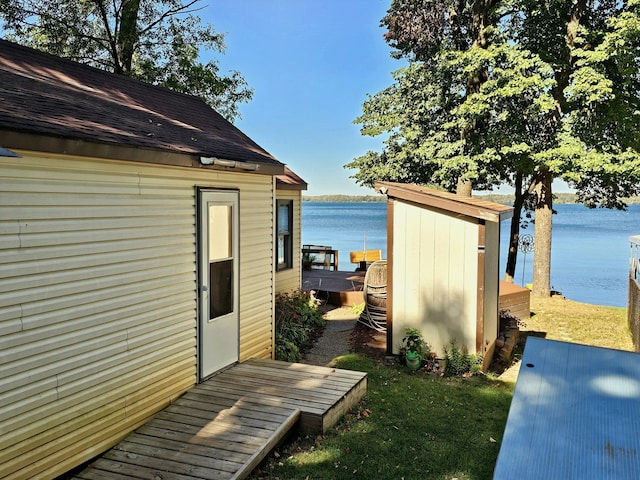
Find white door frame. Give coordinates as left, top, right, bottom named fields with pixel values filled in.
left=198, top=189, right=240, bottom=380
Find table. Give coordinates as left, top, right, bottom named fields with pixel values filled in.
left=494, top=337, right=640, bottom=479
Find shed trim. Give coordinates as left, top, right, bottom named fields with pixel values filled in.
left=476, top=222, right=486, bottom=354
left=376, top=182, right=513, bottom=223
left=386, top=199, right=395, bottom=356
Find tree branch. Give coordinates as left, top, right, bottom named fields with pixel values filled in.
left=137, top=0, right=203, bottom=36
left=92, top=0, right=121, bottom=72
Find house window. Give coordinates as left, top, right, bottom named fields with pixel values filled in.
left=277, top=200, right=293, bottom=271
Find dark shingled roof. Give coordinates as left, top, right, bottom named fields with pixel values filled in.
left=0, top=39, right=282, bottom=168
left=276, top=166, right=308, bottom=190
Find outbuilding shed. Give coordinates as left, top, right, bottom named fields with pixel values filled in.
left=376, top=182, right=513, bottom=368
left=0, top=39, right=299, bottom=479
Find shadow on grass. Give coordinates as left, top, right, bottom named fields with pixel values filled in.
left=253, top=354, right=514, bottom=480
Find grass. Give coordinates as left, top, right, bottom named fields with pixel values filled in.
left=522, top=296, right=632, bottom=350
left=251, top=296, right=633, bottom=480
left=251, top=355, right=513, bottom=480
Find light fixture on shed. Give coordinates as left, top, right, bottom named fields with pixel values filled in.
left=200, top=156, right=259, bottom=171
left=0, top=146, right=21, bottom=157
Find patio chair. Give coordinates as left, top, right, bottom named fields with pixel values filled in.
left=359, top=260, right=387, bottom=332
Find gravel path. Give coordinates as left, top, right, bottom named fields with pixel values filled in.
left=301, top=306, right=359, bottom=367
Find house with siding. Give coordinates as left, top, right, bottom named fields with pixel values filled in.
left=275, top=167, right=307, bottom=294
left=0, top=39, right=304, bottom=479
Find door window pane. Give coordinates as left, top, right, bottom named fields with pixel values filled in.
left=209, top=205, right=232, bottom=260
left=210, top=259, right=233, bottom=319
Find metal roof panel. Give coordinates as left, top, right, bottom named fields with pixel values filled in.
left=495, top=337, right=640, bottom=479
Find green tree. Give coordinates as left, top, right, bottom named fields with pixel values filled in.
left=0, top=0, right=252, bottom=121
left=379, top=0, right=502, bottom=196
left=347, top=0, right=640, bottom=297
left=512, top=0, right=640, bottom=296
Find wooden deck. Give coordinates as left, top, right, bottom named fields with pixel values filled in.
left=302, top=269, right=365, bottom=306
left=71, top=359, right=366, bottom=480
left=499, top=281, right=531, bottom=320
left=303, top=271, right=531, bottom=316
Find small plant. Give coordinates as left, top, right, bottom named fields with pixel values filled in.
left=401, top=327, right=427, bottom=356
left=350, top=302, right=365, bottom=316
left=302, top=252, right=316, bottom=270
left=499, top=309, right=527, bottom=330
left=400, top=327, right=431, bottom=370
left=443, top=339, right=482, bottom=377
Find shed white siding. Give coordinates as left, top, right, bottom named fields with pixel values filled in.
left=391, top=200, right=478, bottom=356
left=0, top=153, right=275, bottom=479
left=275, top=189, right=302, bottom=294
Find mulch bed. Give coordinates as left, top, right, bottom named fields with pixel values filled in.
left=348, top=322, right=390, bottom=363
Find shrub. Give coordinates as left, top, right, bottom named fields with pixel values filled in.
left=443, top=339, right=482, bottom=377
left=274, top=290, right=325, bottom=362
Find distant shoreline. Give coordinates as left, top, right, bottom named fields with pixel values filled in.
left=303, top=193, right=640, bottom=205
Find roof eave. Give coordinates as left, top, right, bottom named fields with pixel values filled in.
left=2, top=129, right=285, bottom=175
left=276, top=180, right=308, bottom=191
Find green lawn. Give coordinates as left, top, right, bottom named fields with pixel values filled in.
left=251, top=355, right=513, bottom=480
left=251, top=296, right=632, bottom=480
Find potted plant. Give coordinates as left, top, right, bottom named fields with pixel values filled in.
left=401, top=327, right=428, bottom=370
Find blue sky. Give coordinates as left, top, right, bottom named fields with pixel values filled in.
left=204, top=0, right=400, bottom=195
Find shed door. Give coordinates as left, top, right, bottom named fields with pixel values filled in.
left=199, top=190, right=239, bottom=379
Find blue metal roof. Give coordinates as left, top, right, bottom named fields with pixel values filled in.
left=494, top=337, right=640, bottom=479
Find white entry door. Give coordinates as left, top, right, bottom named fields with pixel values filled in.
left=199, top=190, right=240, bottom=379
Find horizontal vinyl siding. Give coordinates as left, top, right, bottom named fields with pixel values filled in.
left=0, top=154, right=275, bottom=480
left=238, top=177, right=275, bottom=361
left=275, top=190, right=302, bottom=294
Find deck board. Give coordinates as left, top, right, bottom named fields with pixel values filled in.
left=72, top=359, right=366, bottom=480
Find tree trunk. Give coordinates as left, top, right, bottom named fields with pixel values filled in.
left=505, top=173, right=526, bottom=283
left=117, top=0, right=141, bottom=74
left=456, top=178, right=473, bottom=197
left=527, top=1, right=584, bottom=297
left=532, top=171, right=553, bottom=297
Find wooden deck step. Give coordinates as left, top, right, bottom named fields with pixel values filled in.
left=71, top=359, right=367, bottom=480
left=242, top=358, right=368, bottom=432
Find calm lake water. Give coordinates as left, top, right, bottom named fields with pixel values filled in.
left=302, top=202, right=640, bottom=308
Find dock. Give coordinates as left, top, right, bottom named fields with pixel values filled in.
left=302, top=269, right=365, bottom=306
left=71, top=358, right=367, bottom=480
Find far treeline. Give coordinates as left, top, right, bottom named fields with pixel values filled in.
left=303, top=193, right=640, bottom=205
left=303, top=194, right=386, bottom=203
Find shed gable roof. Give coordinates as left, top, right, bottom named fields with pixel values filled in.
left=376, top=181, right=513, bottom=223
left=0, top=39, right=282, bottom=170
